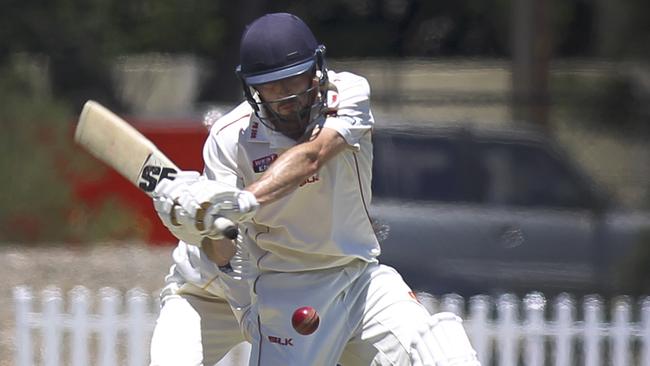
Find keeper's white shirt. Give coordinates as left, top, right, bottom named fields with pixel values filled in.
left=172, top=70, right=380, bottom=285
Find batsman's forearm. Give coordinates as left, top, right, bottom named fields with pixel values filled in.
left=245, top=128, right=347, bottom=206
left=201, top=237, right=236, bottom=266
left=245, top=147, right=319, bottom=205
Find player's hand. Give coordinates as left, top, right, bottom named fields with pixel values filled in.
left=153, top=171, right=200, bottom=225
left=177, top=180, right=259, bottom=234
left=152, top=171, right=205, bottom=245
left=153, top=172, right=241, bottom=241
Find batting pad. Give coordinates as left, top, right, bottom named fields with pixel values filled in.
left=410, top=312, right=481, bottom=366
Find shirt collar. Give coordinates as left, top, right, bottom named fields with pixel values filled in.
left=247, top=114, right=327, bottom=149
left=247, top=115, right=296, bottom=149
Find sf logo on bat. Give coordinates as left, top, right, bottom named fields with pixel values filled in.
left=138, top=154, right=178, bottom=193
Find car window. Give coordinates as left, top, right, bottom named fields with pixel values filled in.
left=372, top=132, right=467, bottom=202
left=372, top=130, right=595, bottom=209
left=476, top=141, right=592, bottom=208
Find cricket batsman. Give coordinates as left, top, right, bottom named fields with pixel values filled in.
left=152, top=12, right=480, bottom=365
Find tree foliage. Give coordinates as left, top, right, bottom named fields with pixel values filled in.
left=0, top=62, right=146, bottom=243
left=2, top=0, right=227, bottom=108
left=2, top=0, right=647, bottom=108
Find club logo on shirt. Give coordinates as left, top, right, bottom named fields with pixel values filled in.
left=252, top=153, right=278, bottom=173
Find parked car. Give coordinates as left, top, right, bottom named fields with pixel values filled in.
left=370, top=123, right=650, bottom=297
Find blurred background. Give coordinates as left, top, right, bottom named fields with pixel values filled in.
left=1, top=0, right=649, bottom=363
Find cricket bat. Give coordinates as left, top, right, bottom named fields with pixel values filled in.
left=74, top=100, right=238, bottom=239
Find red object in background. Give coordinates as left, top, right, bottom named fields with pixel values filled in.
left=73, top=118, right=208, bottom=245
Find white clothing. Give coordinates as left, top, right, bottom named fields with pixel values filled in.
left=149, top=279, right=247, bottom=366
left=247, top=260, right=435, bottom=365
left=150, top=241, right=253, bottom=365
left=153, top=70, right=479, bottom=366
left=204, top=70, right=380, bottom=273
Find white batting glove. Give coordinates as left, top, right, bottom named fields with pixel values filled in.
left=152, top=171, right=205, bottom=245
left=205, top=188, right=259, bottom=224
left=153, top=171, right=200, bottom=226
left=176, top=180, right=259, bottom=236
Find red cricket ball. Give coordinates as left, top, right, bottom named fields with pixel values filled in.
left=291, top=306, right=320, bottom=335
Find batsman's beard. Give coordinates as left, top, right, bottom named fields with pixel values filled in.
left=257, top=85, right=321, bottom=140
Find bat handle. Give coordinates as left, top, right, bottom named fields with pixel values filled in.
left=197, top=202, right=239, bottom=240
left=172, top=204, right=239, bottom=240
left=213, top=216, right=239, bottom=240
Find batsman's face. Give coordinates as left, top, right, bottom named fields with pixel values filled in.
left=255, top=73, right=316, bottom=118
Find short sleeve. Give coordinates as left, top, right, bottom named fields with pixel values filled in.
left=203, top=131, right=240, bottom=188
left=322, top=73, right=374, bottom=150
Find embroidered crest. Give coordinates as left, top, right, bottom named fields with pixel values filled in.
left=252, top=154, right=278, bottom=173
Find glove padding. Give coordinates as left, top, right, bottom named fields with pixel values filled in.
left=176, top=180, right=259, bottom=237
left=153, top=171, right=238, bottom=246
left=152, top=171, right=210, bottom=245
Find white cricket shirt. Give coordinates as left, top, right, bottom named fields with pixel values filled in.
left=204, top=70, right=380, bottom=273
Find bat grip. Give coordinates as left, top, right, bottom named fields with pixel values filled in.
left=194, top=202, right=239, bottom=240
left=213, top=216, right=239, bottom=240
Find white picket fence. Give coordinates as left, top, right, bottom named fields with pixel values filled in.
left=12, top=286, right=248, bottom=366
left=418, top=292, right=650, bottom=366
left=12, top=286, right=650, bottom=365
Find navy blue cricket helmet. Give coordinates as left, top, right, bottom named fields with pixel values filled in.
left=236, top=13, right=329, bottom=140
left=237, top=13, right=324, bottom=85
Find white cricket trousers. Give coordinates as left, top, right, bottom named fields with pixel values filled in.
left=242, top=260, right=479, bottom=365
left=149, top=284, right=249, bottom=366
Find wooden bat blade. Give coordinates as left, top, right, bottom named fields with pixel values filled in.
left=74, top=100, right=178, bottom=196
left=73, top=100, right=239, bottom=240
